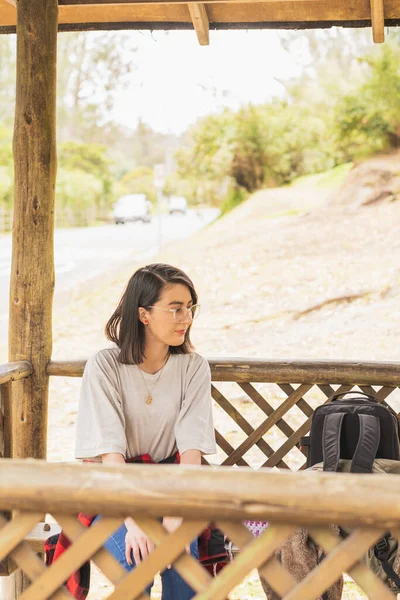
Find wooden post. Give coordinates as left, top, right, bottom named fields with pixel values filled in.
left=9, top=0, right=58, bottom=460
left=5, top=1, right=58, bottom=595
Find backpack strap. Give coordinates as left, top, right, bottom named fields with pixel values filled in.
left=322, top=412, right=345, bottom=472
left=374, top=535, right=400, bottom=591
left=322, top=413, right=380, bottom=473
left=350, top=414, right=380, bottom=473
left=338, top=529, right=400, bottom=591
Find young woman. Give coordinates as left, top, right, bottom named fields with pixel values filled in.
left=75, top=263, right=216, bottom=599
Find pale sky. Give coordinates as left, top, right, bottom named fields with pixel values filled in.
left=112, top=30, right=303, bottom=134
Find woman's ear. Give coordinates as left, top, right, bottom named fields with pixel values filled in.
left=138, top=308, right=148, bottom=325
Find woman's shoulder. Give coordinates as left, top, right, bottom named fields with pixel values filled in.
left=86, top=346, right=121, bottom=372
left=172, top=351, right=209, bottom=373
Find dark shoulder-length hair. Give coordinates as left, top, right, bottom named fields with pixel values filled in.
left=105, top=263, right=198, bottom=364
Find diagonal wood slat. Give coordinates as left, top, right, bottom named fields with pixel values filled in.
left=196, top=522, right=296, bottom=600
left=54, top=514, right=129, bottom=589
left=214, top=428, right=249, bottom=466
left=108, top=519, right=208, bottom=600
left=0, top=512, right=44, bottom=561
left=221, top=383, right=313, bottom=466
left=212, top=385, right=289, bottom=468
left=0, top=515, right=71, bottom=600
left=222, top=520, right=298, bottom=597
left=308, top=526, right=396, bottom=600
left=284, top=528, right=392, bottom=600
left=134, top=517, right=211, bottom=592
left=20, top=517, right=124, bottom=600
left=360, top=385, right=396, bottom=406
left=238, top=382, right=295, bottom=437
left=262, top=417, right=312, bottom=468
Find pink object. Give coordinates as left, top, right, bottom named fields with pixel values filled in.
left=243, top=520, right=268, bottom=537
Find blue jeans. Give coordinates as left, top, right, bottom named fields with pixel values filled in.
left=93, top=516, right=199, bottom=599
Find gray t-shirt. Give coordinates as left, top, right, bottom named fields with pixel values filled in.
left=75, top=347, right=217, bottom=462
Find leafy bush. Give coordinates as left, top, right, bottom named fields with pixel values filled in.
left=56, top=168, right=103, bottom=225
left=116, top=166, right=157, bottom=204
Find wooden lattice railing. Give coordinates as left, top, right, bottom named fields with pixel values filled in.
left=0, top=459, right=399, bottom=599
left=2, top=358, right=400, bottom=598
left=47, top=358, right=400, bottom=471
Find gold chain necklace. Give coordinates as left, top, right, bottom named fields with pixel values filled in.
left=137, top=359, right=167, bottom=405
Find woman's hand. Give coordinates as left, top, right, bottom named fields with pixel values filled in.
left=124, top=517, right=155, bottom=566
left=162, top=516, right=183, bottom=533
left=162, top=516, right=190, bottom=567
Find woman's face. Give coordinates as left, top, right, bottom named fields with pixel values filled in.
left=140, top=283, right=194, bottom=347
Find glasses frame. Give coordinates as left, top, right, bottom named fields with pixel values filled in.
left=145, top=304, right=201, bottom=322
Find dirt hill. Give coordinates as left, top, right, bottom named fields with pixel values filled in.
left=40, top=152, right=400, bottom=599
left=329, top=151, right=400, bottom=208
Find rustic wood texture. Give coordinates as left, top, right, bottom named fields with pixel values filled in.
left=9, top=0, right=58, bottom=460
left=0, top=362, right=32, bottom=385
left=0, top=458, right=400, bottom=528
left=188, top=3, right=209, bottom=44
left=0, top=486, right=396, bottom=599
left=2, top=354, right=400, bottom=597
left=48, top=358, right=400, bottom=384
left=370, top=0, right=385, bottom=41
left=1, top=0, right=400, bottom=35
left=0, top=382, right=11, bottom=459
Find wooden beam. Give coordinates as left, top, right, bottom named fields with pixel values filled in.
left=47, top=357, right=400, bottom=386
left=4, top=0, right=16, bottom=6
left=370, top=0, right=385, bottom=42
left=188, top=2, right=209, bottom=44
left=1, top=459, right=400, bottom=528
left=10, top=0, right=58, bottom=461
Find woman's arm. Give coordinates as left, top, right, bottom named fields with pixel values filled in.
left=162, top=449, right=201, bottom=548
left=102, top=452, right=125, bottom=465
left=180, top=449, right=201, bottom=465
left=102, top=453, right=155, bottom=564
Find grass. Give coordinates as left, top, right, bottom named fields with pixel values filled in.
left=291, top=162, right=353, bottom=191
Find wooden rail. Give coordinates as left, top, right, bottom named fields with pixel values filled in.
left=1, top=459, right=400, bottom=528
left=0, top=362, right=32, bottom=385
left=47, top=358, right=400, bottom=384
left=46, top=358, right=400, bottom=472
left=0, top=459, right=398, bottom=600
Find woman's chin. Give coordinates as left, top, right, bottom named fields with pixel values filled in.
left=168, top=335, right=185, bottom=346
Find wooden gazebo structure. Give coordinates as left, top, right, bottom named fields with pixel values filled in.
left=1, top=1, right=400, bottom=599
left=1, top=0, right=400, bottom=44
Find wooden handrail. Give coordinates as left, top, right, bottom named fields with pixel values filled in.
left=0, top=361, right=32, bottom=385
left=47, top=358, right=400, bottom=385
left=0, top=458, right=400, bottom=528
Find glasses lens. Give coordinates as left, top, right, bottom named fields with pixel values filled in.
left=191, top=305, right=200, bottom=320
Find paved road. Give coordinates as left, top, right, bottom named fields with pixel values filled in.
left=0, top=209, right=219, bottom=346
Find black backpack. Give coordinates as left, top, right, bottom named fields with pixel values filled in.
left=303, top=390, right=400, bottom=471
left=301, top=390, right=400, bottom=593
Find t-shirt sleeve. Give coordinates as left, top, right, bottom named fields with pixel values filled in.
left=174, top=355, right=217, bottom=456
left=75, top=352, right=127, bottom=460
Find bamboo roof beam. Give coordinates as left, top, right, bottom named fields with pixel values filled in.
left=370, top=0, right=385, bottom=42
left=188, top=2, right=209, bottom=44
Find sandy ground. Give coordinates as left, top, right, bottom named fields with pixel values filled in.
left=31, top=165, right=400, bottom=598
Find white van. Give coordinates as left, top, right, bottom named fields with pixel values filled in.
left=112, top=194, right=151, bottom=225
left=168, top=196, right=187, bottom=216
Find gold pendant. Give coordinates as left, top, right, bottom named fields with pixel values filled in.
left=145, top=394, right=152, bottom=405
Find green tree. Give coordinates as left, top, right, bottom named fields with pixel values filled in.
left=335, top=41, right=400, bottom=157
left=116, top=166, right=157, bottom=204
left=59, top=141, right=113, bottom=210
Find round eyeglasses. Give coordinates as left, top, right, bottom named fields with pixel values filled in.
left=147, top=304, right=201, bottom=322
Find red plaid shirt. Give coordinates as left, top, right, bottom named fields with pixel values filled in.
left=44, top=453, right=228, bottom=599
